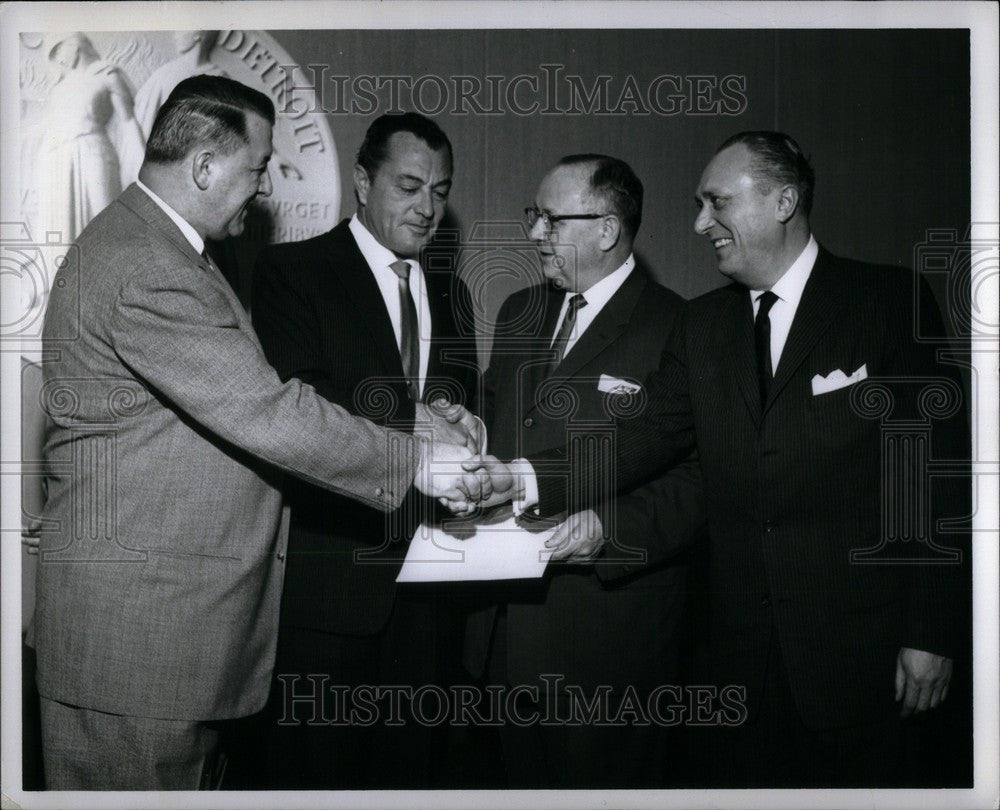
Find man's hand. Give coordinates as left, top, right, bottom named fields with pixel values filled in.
left=895, top=647, right=952, bottom=717
left=412, top=439, right=484, bottom=502
left=438, top=455, right=518, bottom=516
left=22, top=518, right=42, bottom=555
left=546, top=509, right=605, bottom=563
left=417, top=399, right=486, bottom=454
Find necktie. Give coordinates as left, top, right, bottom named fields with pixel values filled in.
left=754, top=290, right=779, bottom=406
left=390, top=260, right=420, bottom=401
left=548, top=293, right=587, bottom=375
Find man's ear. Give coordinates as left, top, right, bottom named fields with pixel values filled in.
left=354, top=164, right=372, bottom=207
left=776, top=185, right=800, bottom=223
left=192, top=150, right=213, bottom=191
left=598, top=214, right=622, bottom=251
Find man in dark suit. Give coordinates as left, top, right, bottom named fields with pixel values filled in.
left=473, top=132, right=969, bottom=787
left=30, top=77, right=481, bottom=791
left=251, top=112, right=479, bottom=789
left=463, top=155, right=704, bottom=788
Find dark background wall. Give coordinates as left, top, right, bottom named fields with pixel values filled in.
left=266, top=28, right=969, bottom=326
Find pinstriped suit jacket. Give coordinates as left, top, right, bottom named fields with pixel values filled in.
left=534, top=248, right=969, bottom=730
left=31, top=184, right=420, bottom=721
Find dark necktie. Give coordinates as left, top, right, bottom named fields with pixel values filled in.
left=548, top=293, right=587, bottom=375
left=754, top=290, right=779, bottom=406
left=390, top=260, right=420, bottom=401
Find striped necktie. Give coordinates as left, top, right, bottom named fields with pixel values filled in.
left=390, top=260, right=420, bottom=401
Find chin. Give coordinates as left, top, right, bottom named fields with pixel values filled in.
left=716, top=262, right=741, bottom=280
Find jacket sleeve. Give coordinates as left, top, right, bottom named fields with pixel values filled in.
left=594, top=451, right=707, bottom=584
left=881, top=272, right=971, bottom=660
left=110, top=252, right=419, bottom=511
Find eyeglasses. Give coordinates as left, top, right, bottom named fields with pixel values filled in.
left=524, top=206, right=608, bottom=231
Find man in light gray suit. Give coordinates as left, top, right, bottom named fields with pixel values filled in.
left=28, top=75, right=495, bottom=790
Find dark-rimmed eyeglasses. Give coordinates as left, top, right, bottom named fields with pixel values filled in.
left=524, top=206, right=608, bottom=230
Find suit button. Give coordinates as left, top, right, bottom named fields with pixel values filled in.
left=375, top=486, right=384, bottom=498
left=761, top=595, right=771, bottom=607
left=523, top=417, right=534, bottom=428
left=277, top=551, right=285, bottom=561
left=763, top=520, right=774, bottom=533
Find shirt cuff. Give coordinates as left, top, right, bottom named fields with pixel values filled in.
left=473, top=414, right=488, bottom=455
left=510, top=458, right=539, bottom=516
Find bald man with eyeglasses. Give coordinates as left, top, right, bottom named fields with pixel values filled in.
left=462, top=154, right=705, bottom=789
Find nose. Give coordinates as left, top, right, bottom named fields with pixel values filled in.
left=258, top=166, right=273, bottom=198
left=528, top=216, right=548, bottom=242
left=414, top=187, right=434, bottom=219
left=694, top=201, right=712, bottom=235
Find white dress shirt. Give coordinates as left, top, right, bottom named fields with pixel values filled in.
left=136, top=179, right=205, bottom=255
left=749, top=235, right=819, bottom=374
left=349, top=214, right=432, bottom=397
left=550, top=254, right=636, bottom=356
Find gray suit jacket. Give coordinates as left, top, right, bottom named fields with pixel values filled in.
left=30, top=184, right=419, bottom=721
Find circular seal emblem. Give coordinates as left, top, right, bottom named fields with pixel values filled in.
left=18, top=29, right=340, bottom=311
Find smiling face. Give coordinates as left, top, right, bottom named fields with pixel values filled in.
left=354, top=132, right=452, bottom=259
left=529, top=164, right=609, bottom=293
left=204, top=111, right=273, bottom=240
left=693, top=143, right=786, bottom=289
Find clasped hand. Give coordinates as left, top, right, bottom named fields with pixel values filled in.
left=412, top=400, right=516, bottom=511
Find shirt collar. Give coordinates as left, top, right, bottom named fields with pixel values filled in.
left=349, top=214, right=417, bottom=272
left=136, top=179, right=205, bottom=256
left=574, top=253, right=636, bottom=307
left=750, top=234, right=818, bottom=306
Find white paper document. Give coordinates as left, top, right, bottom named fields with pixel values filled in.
left=396, top=509, right=558, bottom=582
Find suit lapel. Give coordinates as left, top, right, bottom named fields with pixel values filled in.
left=522, top=286, right=565, bottom=415
left=553, top=268, right=647, bottom=381
left=424, top=273, right=457, bottom=380
left=120, top=184, right=204, bottom=269
left=767, top=249, right=847, bottom=409
left=721, top=286, right=762, bottom=420
left=329, top=225, right=407, bottom=380
left=119, top=184, right=261, bottom=347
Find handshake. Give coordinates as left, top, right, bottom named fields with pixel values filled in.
left=412, top=399, right=522, bottom=515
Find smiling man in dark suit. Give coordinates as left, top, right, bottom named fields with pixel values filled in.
left=251, top=112, right=479, bottom=789
left=474, top=132, right=969, bottom=787
left=463, top=154, right=704, bottom=788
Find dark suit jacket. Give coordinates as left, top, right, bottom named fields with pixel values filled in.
left=532, top=248, right=970, bottom=730
left=252, top=219, right=477, bottom=635
left=33, top=187, right=419, bottom=721
left=465, top=267, right=705, bottom=694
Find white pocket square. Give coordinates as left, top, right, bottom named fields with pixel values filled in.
left=811, top=364, right=868, bottom=395
left=598, top=374, right=641, bottom=395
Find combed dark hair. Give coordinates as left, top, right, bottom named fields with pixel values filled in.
left=356, top=112, right=453, bottom=177
left=145, top=74, right=275, bottom=164
left=557, top=154, right=644, bottom=240
left=717, top=131, right=816, bottom=215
